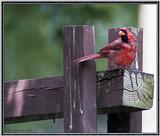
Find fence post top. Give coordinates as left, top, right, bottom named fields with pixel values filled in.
left=108, top=27, right=143, bottom=34
left=63, top=25, right=94, bottom=29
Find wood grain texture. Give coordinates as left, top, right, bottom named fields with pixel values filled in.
left=97, top=69, right=154, bottom=113
left=107, top=27, right=143, bottom=133
left=123, top=69, right=154, bottom=109
left=63, top=26, right=97, bottom=133
left=4, top=69, right=153, bottom=124
left=4, top=77, right=64, bottom=123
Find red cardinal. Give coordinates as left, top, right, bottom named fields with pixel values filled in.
left=74, top=28, right=137, bottom=67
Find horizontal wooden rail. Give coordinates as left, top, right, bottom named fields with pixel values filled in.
left=4, top=69, right=154, bottom=124
left=4, top=76, right=64, bottom=123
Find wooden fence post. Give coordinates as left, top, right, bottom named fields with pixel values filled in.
left=63, top=25, right=97, bottom=133
left=107, top=27, right=143, bottom=133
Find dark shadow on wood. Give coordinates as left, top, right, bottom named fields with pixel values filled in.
left=108, top=113, right=130, bottom=132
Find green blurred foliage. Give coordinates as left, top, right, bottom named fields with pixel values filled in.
left=4, top=4, right=139, bottom=81
left=4, top=3, right=139, bottom=133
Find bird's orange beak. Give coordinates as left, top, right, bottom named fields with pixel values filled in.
left=119, top=30, right=126, bottom=36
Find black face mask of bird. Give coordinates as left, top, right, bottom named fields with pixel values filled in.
left=119, top=29, right=129, bottom=43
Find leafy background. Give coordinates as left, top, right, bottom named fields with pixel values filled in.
left=4, top=3, right=139, bottom=133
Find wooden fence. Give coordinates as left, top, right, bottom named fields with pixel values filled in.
left=4, top=25, right=154, bottom=133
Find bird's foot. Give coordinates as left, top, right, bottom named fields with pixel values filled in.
left=118, top=67, right=125, bottom=75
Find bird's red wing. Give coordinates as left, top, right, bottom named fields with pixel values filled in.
left=100, top=38, right=131, bottom=53
left=100, top=38, right=123, bottom=52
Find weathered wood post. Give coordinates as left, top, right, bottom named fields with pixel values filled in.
left=107, top=27, right=143, bottom=132
left=63, top=25, right=97, bottom=133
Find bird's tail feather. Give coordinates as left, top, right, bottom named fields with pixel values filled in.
left=74, top=53, right=102, bottom=63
